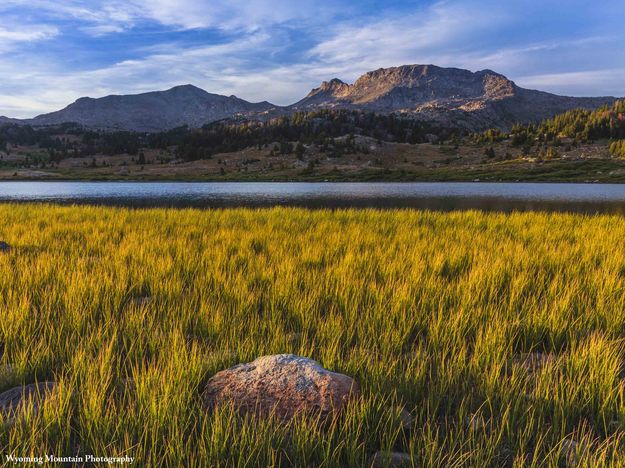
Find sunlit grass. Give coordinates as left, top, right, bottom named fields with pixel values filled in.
left=1, top=204, right=624, bottom=466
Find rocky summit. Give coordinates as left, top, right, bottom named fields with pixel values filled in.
left=292, top=64, right=616, bottom=130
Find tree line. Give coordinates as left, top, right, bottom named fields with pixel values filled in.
left=0, top=110, right=456, bottom=163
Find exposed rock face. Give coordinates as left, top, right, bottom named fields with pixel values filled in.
left=292, top=64, right=616, bottom=131
left=26, top=85, right=276, bottom=132
left=0, top=382, right=55, bottom=418
left=203, top=354, right=360, bottom=420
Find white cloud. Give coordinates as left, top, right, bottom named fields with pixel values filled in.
left=308, top=2, right=507, bottom=75
left=0, top=25, right=57, bottom=42
left=0, top=0, right=345, bottom=35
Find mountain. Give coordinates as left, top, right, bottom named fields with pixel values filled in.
left=0, top=116, right=21, bottom=124
left=1, top=65, right=619, bottom=132
left=292, top=65, right=616, bottom=130
left=24, top=85, right=276, bottom=132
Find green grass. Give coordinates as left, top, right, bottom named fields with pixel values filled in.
left=1, top=204, right=625, bottom=466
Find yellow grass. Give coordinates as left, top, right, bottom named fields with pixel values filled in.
left=0, top=204, right=624, bottom=466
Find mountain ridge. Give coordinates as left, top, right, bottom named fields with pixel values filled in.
left=292, top=65, right=615, bottom=130
left=3, top=65, right=618, bottom=132
left=23, top=84, right=276, bottom=132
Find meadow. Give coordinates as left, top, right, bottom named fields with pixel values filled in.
left=1, top=204, right=625, bottom=466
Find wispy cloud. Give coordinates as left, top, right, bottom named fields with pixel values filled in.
left=0, top=0, right=624, bottom=117
left=0, top=25, right=57, bottom=42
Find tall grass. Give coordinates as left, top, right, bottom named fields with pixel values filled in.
left=0, top=204, right=624, bottom=466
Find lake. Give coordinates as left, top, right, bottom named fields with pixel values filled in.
left=1, top=181, right=625, bottom=213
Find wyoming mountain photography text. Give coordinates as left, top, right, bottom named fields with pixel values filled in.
left=1, top=1, right=625, bottom=467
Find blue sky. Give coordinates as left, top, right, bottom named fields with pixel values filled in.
left=1, top=0, right=624, bottom=118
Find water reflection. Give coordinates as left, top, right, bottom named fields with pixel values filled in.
left=0, top=182, right=625, bottom=214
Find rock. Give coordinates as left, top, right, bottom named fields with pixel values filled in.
left=512, top=352, right=556, bottom=374
left=0, top=241, right=10, bottom=252
left=203, top=354, right=360, bottom=420
left=292, top=65, right=614, bottom=132
left=369, top=451, right=412, bottom=467
left=0, top=382, right=55, bottom=418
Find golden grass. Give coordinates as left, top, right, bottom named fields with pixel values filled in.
left=0, top=204, right=624, bottom=466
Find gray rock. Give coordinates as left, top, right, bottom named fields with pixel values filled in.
left=0, top=241, right=10, bottom=252
left=0, top=382, right=55, bottom=418
left=369, top=451, right=412, bottom=467
left=203, top=354, right=360, bottom=420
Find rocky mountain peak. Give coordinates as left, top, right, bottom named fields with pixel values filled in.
left=306, top=78, right=351, bottom=98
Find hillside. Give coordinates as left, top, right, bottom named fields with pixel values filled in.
left=2, top=100, right=625, bottom=182
left=24, top=85, right=276, bottom=132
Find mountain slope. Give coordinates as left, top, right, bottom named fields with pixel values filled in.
left=2, top=65, right=619, bottom=133
left=26, top=85, right=276, bottom=132
left=292, top=65, right=616, bottom=130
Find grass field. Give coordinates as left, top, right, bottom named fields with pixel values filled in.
left=1, top=204, right=625, bottom=466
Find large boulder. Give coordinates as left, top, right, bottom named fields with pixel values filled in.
left=203, top=354, right=360, bottom=420
left=0, top=382, right=55, bottom=418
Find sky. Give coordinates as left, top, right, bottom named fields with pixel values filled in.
left=1, top=0, right=624, bottom=118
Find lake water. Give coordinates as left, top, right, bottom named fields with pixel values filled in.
left=1, top=181, right=625, bottom=214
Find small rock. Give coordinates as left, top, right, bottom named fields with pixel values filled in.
left=369, top=451, right=412, bottom=467
left=0, top=382, right=55, bottom=418
left=512, top=352, right=556, bottom=373
left=0, top=241, right=10, bottom=252
left=203, top=354, right=360, bottom=421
